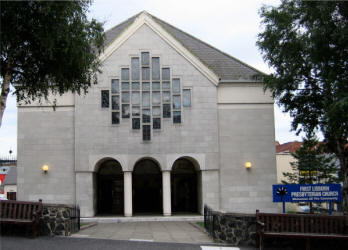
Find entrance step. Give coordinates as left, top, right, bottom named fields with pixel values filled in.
left=81, top=215, right=203, bottom=223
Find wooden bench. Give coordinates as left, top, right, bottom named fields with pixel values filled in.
left=0, top=199, right=43, bottom=237
left=256, top=210, right=348, bottom=250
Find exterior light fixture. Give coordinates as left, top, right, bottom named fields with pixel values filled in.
left=42, top=165, right=49, bottom=174
left=244, top=162, right=252, bottom=169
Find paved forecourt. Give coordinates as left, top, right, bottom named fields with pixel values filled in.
left=73, top=221, right=212, bottom=244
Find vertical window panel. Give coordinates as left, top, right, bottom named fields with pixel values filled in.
left=141, top=52, right=149, bottom=65
left=162, top=68, right=170, bottom=80
left=153, top=118, right=161, bottom=129
left=132, top=82, right=140, bottom=90
left=131, top=57, right=140, bottom=80
left=121, top=68, right=129, bottom=81
left=111, top=79, right=119, bottom=94
left=152, top=92, right=160, bottom=105
left=122, top=92, right=130, bottom=103
left=173, top=95, right=181, bottom=109
left=132, top=118, right=140, bottom=129
left=132, top=106, right=140, bottom=116
left=142, top=82, right=150, bottom=91
left=162, top=91, right=171, bottom=102
left=142, top=109, right=150, bottom=123
left=112, top=96, right=120, bottom=110
left=143, top=125, right=151, bottom=141
left=152, top=106, right=161, bottom=116
left=112, top=112, right=119, bottom=124
left=172, top=78, right=180, bottom=93
left=163, top=104, right=171, bottom=118
left=142, top=92, right=150, bottom=107
left=122, top=82, right=130, bottom=90
left=183, top=89, right=191, bottom=107
left=132, top=92, right=140, bottom=105
left=142, top=67, right=150, bottom=81
left=101, top=90, right=109, bottom=108
left=173, top=111, right=181, bottom=123
left=122, top=104, right=130, bottom=118
left=152, top=57, right=160, bottom=80
left=152, top=82, right=160, bottom=90
left=162, top=81, right=170, bottom=90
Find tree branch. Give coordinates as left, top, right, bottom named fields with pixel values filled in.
left=0, top=60, right=12, bottom=128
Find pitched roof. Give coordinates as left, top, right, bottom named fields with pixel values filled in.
left=276, top=142, right=303, bottom=153
left=104, top=11, right=264, bottom=82
left=3, top=167, right=16, bottom=185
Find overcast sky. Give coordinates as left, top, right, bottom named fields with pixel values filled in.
left=0, top=0, right=306, bottom=157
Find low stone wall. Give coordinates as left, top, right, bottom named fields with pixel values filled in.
left=40, top=203, right=79, bottom=236
left=204, top=206, right=257, bottom=246
left=211, top=211, right=257, bottom=246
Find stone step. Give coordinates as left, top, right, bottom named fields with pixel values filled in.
left=81, top=215, right=204, bottom=223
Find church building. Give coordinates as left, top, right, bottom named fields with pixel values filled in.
left=17, top=11, right=277, bottom=217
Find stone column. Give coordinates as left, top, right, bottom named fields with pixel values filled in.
left=124, top=171, right=132, bottom=217
left=162, top=170, right=171, bottom=216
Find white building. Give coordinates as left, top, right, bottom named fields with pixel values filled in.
left=17, top=11, right=277, bottom=217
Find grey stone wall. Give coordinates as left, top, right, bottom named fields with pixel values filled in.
left=218, top=104, right=278, bottom=213
left=17, top=108, right=76, bottom=204
left=40, top=203, right=79, bottom=236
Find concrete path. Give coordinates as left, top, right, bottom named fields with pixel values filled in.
left=1, top=236, right=250, bottom=250
left=72, top=221, right=213, bottom=244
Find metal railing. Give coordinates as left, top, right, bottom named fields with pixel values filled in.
left=69, top=204, right=80, bottom=233
left=204, top=204, right=215, bottom=238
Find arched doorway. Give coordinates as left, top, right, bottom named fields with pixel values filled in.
left=133, top=159, right=162, bottom=214
left=97, top=159, right=124, bottom=215
left=171, top=158, right=200, bottom=213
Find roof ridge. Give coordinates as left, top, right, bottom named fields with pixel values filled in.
left=149, top=14, right=266, bottom=77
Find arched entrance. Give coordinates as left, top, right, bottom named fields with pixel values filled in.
left=133, top=159, right=162, bottom=214
left=171, top=158, right=200, bottom=213
left=97, top=159, right=124, bottom=215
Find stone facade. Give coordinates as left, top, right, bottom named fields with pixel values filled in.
left=17, top=11, right=278, bottom=217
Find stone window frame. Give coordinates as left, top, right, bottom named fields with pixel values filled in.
left=121, top=67, right=130, bottom=119
left=183, top=86, right=192, bottom=108
left=129, top=55, right=141, bottom=131
left=101, top=89, right=110, bottom=109
left=162, top=67, right=172, bottom=121
left=172, top=77, right=182, bottom=124
left=107, top=76, right=121, bottom=126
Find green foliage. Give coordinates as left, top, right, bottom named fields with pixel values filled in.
left=282, top=134, right=341, bottom=185
left=257, top=0, right=348, bottom=212
left=0, top=0, right=105, bottom=103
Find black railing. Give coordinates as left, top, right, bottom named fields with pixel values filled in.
left=204, top=204, right=215, bottom=238
left=69, top=204, right=80, bottom=233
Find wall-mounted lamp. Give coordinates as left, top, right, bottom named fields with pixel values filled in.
left=244, top=162, right=252, bottom=169
left=42, top=164, right=49, bottom=174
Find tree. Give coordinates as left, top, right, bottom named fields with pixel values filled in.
left=282, top=134, right=341, bottom=186
left=0, top=0, right=105, bottom=127
left=257, top=0, right=348, bottom=214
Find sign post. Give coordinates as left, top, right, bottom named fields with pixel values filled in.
left=272, top=184, right=342, bottom=213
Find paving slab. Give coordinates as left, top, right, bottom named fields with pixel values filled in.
left=72, top=221, right=213, bottom=244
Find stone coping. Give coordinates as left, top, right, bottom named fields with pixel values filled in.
left=41, top=202, right=78, bottom=209
left=211, top=210, right=255, bottom=217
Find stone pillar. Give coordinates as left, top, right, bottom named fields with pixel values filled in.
left=162, top=170, right=171, bottom=216
left=124, top=171, right=132, bottom=217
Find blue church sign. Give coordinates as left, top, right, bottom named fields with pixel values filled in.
left=273, top=184, right=342, bottom=203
